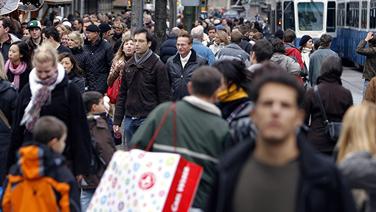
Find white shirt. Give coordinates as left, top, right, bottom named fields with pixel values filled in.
left=180, top=50, right=192, bottom=68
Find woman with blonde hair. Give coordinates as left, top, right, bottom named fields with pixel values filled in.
left=67, top=31, right=89, bottom=75
left=337, top=102, right=376, bottom=212
left=209, top=30, right=229, bottom=55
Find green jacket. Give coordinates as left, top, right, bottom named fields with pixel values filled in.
left=131, top=96, right=231, bottom=210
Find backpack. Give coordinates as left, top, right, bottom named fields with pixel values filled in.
left=2, top=145, right=71, bottom=212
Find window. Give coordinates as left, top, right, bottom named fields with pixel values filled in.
left=346, top=2, right=360, bottom=27
left=371, top=0, right=376, bottom=28
left=337, top=3, right=346, bottom=26
left=361, top=1, right=368, bottom=28
left=327, top=1, right=336, bottom=32
left=277, top=2, right=282, bottom=28
left=284, top=1, right=295, bottom=30
left=297, top=2, right=324, bottom=31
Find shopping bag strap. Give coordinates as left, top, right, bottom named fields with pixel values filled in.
left=146, top=102, right=177, bottom=151
left=313, top=85, right=329, bottom=126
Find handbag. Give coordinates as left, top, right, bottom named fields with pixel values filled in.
left=88, top=103, right=203, bottom=212
left=313, top=85, right=342, bottom=142
left=106, top=77, right=122, bottom=104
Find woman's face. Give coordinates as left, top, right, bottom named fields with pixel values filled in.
left=8, top=44, right=21, bottom=63
left=23, top=29, right=30, bottom=39
left=68, top=37, right=79, bottom=48
left=122, top=40, right=135, bottom=57
left=305, top=39, right=313, bottom=49
left=60, top=57, right=73, bottom=73
left=61, top=34, right=69, bottom=46
left=214, top=33, right=221, bottom=44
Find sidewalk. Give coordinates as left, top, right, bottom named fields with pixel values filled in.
left=341, top=67, right=363, bottom=105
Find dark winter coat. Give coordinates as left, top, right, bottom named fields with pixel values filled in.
left=68, top=72, right=85, bottom=94
left=70, top=47, right=91, bottom=75
left=208, top=137, right=357, bottom=212
left=304, top=76, right=353, bottom=153
left=166, top=50, right=207, bottom=100
left=114, top=53, right=171, bottom=125
left=84, top=38, right=113, bottom=94
left=238, top=39, right=252, bottom=54
left=57, top=44, right=72, bottom=54
left=0, top=80, right=17, bottom=182
left=7, top=76, right=93, bottom=176
left=6, top=67, right=32, bottom=92
left=159, top=36, right=178, bottom=63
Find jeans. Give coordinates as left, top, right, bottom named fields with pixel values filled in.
left=80, top=189, right=95, bottom=212
left=123, top=116, right=146, bottom=149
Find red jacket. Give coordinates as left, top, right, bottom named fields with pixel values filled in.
left=285, top=43, right=304, bottom=69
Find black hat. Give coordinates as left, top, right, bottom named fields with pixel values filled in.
left=86, top=24, right=100, bottom=32
left=299, top=35, right=312, bottom=47
left=98, top=23, right=111, bottom=33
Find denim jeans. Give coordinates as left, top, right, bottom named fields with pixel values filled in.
left=81, top=189, right=95, bottom=212
left=123, top=116, right=146, bottom=149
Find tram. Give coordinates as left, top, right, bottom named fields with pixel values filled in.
left=336, top=0, right=376, bottom=66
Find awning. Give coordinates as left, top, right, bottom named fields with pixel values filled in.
left=45, top=0, right=72, bottom=5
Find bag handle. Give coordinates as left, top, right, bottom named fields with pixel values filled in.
left=146, top=102, right=177, bottom=152
left=0, top=109, right=10, bottom=129
left=313, top=85, right=329, bottom=126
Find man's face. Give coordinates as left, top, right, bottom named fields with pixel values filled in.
left=29, top=28, right=41, bottom=40
left=83, top=22, right=91, bottom=31
left=73, top=20, right=82, bottom=31
left=86, top=31, right=98, bottom=43
left=176, top=37, right=192, bottom=58
left=113, top=24, right=124, bottom=35
left=208, top=29, right=216, bottom=40
left=35, top=60, right=57, bottom=81
left=252, top=83, right=303, bottom=144
left=0, top=21, right=8, bottom=37
left=134, top=32, right=150, bottom=55
left=92, top=98, right=106, bottom=114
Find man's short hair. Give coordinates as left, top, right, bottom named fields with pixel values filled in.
left=133, top=28, right=153, bottom=43
left=270, top=38, right=285, bottom=54
left=82, top=91, right=103, bottom=113
left=33, top=116, right=67, bottom=145
left=43, top=27, right=61, bottom=42
left=177, top=31, right=193, bottom=44
left=191, top=66, right=222, bottom=97
left=191, top=26, right=204, bottom=40
left=251, top=69, right=305, bottom=109
left=252, top=39, right=273, bottom=62
left=0, top=17, right=13, bottom=32
left=207, top=25, right=216, bottom=32
left=283, top=29, right=296, bottom=43
left=75, top=18, right=83, bottom=25
left=319, top=34, right=332, bottom=48
left=231, top=30, right=243, bottom=44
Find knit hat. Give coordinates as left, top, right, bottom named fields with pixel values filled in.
left=98, top=23, right=111, bottom=33
left=27, top=20, right=42, bottom=30
left=86, top=24, right=100, bottom=32
left=299, top=35, right=312, bottom=47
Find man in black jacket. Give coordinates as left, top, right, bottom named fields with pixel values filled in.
left=159, top=27, right=180, bottom=63
left=209, top=70, right=356, bottom=212
left=113, top=28, right=170, bottom=146
left=84, top=24, right=113, bottom=94
left=166, top=32, right=207, bottom=100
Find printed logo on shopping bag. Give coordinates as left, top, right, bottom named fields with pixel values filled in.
left=138, top=172, right=156, bottom=190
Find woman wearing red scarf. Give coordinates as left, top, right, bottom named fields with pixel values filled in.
left=5, top=41, right=32, bottom=91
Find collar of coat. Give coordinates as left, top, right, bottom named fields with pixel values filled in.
left=183, top=95, right=221, bottom=116
left=172, top=49, right=198, bottom=64
left=128, top=51, right=159, bottom=69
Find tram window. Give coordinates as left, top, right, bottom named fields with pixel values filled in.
left=361, top=1, right=368, bottom=28
left=297, top=2, right=324, bottom=31
left=371, top=1, right=376, bottom=29
left=346, top=2, right=360, bottom=27
left=327, top=1, right=336, bottom=32
left=338, top=3, right=346, bottom=26
left=284, top=1, right=295, bottom=30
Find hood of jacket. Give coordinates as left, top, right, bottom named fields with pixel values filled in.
left=0, top=80, right=16, bottom=94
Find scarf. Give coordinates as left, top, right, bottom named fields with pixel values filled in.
left=21, top=64, right=65, bottom=131
left=217, top=84, right=248, bottom=103
left=5, top=60, right=27, bottom=90
left=134, top=49, right=153, bottom=65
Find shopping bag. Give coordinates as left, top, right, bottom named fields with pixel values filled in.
left=106, top=77, right=122, bottom=104
left=87, top=149, right=203, bottom=212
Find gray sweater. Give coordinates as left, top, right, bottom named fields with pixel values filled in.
left=339, top=152, right=376, bottom=212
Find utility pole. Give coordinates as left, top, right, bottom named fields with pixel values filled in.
left=154, top=0, right=167, bottom=54
left=169, top=0, right=177, bottom=29
left=131, top=0, right=144, bottom=31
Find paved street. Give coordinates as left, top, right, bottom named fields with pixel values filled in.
left=341, top=67, right=363, bottom=105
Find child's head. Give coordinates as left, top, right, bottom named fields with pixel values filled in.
left=82, top=91, right=105, bottom=114
left=32, top=116, right=67, bottom=154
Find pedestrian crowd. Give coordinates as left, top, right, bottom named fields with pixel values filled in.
left=0, top=10, right=375, bottom=212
